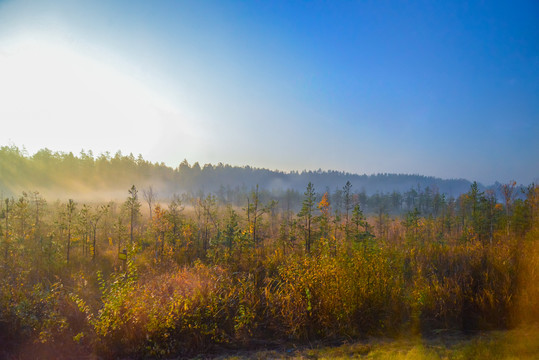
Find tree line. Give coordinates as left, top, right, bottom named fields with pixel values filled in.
left=0, top=145, right=475, bottom=199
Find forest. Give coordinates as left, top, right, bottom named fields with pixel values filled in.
left=0, top=145, right=475, bottom=200
left=0, top=155, right=537, bottom=358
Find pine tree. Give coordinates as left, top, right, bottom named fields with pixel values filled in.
left=299, top=182, right=317, bottom=255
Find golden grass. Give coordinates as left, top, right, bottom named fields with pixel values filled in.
left=217, top=327, right=539, bottom=360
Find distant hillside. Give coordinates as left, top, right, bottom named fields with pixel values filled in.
left=0, top=146, right=473, bottom=199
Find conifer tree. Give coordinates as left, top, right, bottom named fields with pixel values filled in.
left=299, top=182, right=316, bottom=255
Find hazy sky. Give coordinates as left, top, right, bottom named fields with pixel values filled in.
left=0, top=0, right=537, bottom=185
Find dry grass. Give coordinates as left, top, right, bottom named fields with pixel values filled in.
left=216, top=327, right=539, bottom=360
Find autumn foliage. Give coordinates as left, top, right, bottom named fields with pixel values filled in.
left=0, top=182, right=537, bottom=358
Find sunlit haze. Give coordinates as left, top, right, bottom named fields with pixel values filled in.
left=1, top=0, right=537, bottom=184
left=0, top=34, right=201, bottom=161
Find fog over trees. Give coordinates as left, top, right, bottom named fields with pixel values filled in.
left=1, top=145, right=490, bottom=202
left=0, top=166, right=537, bottom=358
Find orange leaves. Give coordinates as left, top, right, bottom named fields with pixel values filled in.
left=151, top=204, right=172, bottom=234
left=318, top=192, right=330, bottom=217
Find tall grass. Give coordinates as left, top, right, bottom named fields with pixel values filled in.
left=0, top=185, right=537, bottom=358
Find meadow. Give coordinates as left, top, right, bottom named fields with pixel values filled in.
left=0, top=180, right=537, bottom=359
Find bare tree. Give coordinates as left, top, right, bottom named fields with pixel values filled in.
left=247, top=185, right=275, bottom=248
left=65, top=199, right=76, bottom=263
left=500, top=180, right=517, bottom=235
left=168, top=194, right=184, bottom=249
left=91, top=204, right=109, bottom=261
left=125, top=185, right=141, bottom=245
left=343, top=181, right=353, bottom=241
left=143, top=186, right=157, bottom=220
left=30, top=191, right=46, bottom=252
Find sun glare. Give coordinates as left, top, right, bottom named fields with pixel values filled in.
left=0, top=35, right=187, bottom=157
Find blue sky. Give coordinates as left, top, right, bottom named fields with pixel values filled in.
left=0, top=0, right=537, bottom=184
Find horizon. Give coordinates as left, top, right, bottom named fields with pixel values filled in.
left=2, top=143, right=528, bottom=187
left=1, top=1, right=537, bottom=184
